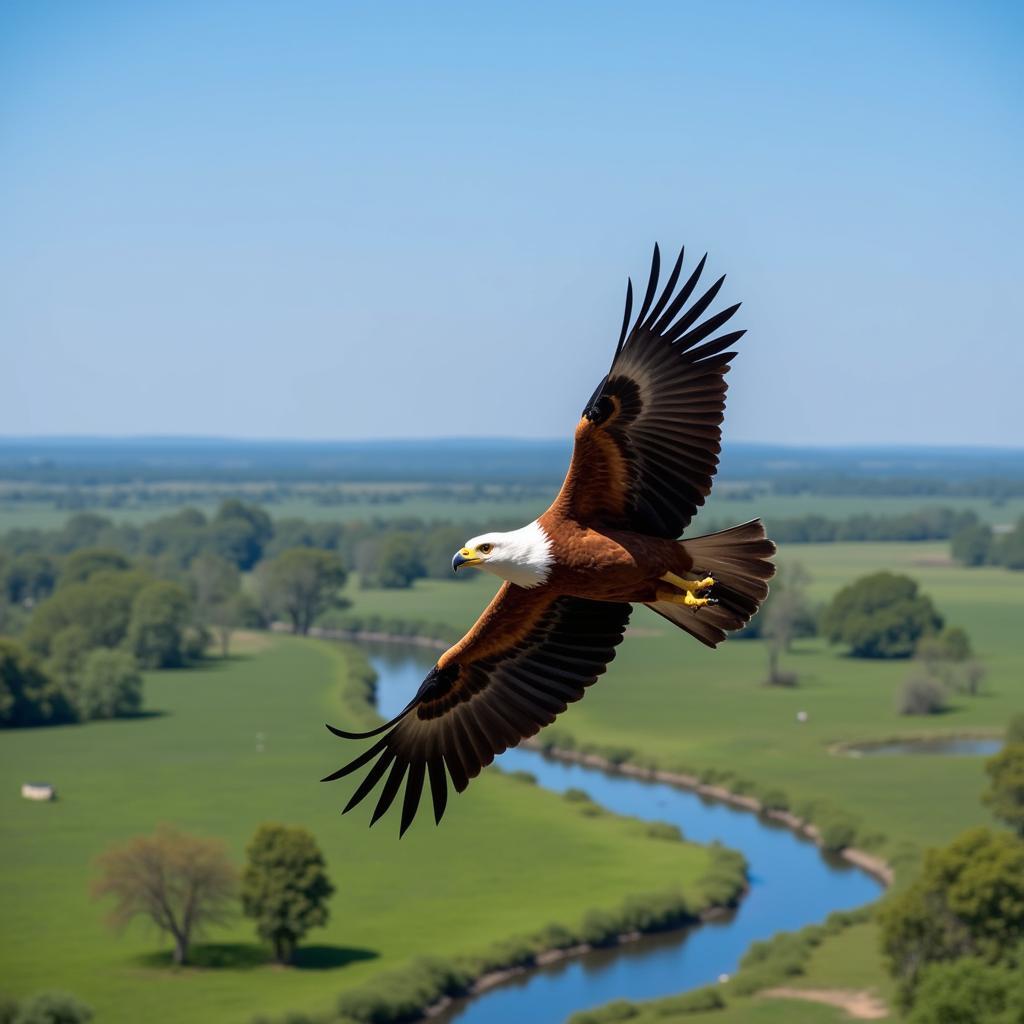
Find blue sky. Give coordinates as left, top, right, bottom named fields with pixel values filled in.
left=2, top=1, right=1021, bottom=445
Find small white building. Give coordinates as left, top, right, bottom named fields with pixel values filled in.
left=21, top=782, right=56, bottom=802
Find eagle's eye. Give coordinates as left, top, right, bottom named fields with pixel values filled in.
left=478, top=543, right=493, bottom=555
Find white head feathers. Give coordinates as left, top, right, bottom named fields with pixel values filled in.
left=464, top=521, right=555, bottom=589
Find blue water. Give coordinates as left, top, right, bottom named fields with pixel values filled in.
left=842, top=737, right=1002, bottom=757
left=363, top=642, right=883, bottom=1024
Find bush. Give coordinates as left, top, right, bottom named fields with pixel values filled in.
left=982, top=744, right=1024, bottom=836
left=759, top=788, right=790, bottom=812
left=898, top=675, right=948, bottom=716
left=907, top=956, right=1024, bottom=1024
left=566, top=1000, right=637, bottom=1024
left=11, top=991, right=93, bottom=1024
left=0, top=638, right=74, bottom=728
left=127, top=580, right=191, bottom=668
left=645, top=821, right=684, bottom=842
left=652, top=986, right=726, bottom=1014
left=818, top=816, right=857, bottom=853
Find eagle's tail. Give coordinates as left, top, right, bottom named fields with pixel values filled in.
left=645, top=519, right=776, bottom=649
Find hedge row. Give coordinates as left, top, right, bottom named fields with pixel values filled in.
left=314, top=611, right=461, bottom=646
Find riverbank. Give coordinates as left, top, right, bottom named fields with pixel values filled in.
left=529, top=745, right=895, bottom=887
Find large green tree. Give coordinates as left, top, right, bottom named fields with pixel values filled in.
left=26, top=569, right=150, bottom=657
left=210, top=500, right=273, bottom=570
left=59, top=548, right=131, bottom=587
left=77, top=649, right=143, bottom=720
left=983, top=744, right=1024, bottom=836
left=260, top=548, right=346, bottom=634
left=821, top=571, right=943, bottom=658
left=127, top=580, right=192, bottom=668
left=92, top=825, right=236, bottom=966
left=241, top=824, right=334, bottom=964
left=878, top=827, right=1024, bottom=1006
left=0, top=638, right=74, bottom=728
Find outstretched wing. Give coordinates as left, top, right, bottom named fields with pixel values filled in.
left=322, top=584, right=631, bottom=835
left=549, top=244, right=743, bottom=538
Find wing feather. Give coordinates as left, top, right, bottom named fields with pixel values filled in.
left=551, top=245, right=743, bottom=537
left=323, top=584, right=630, bottom=833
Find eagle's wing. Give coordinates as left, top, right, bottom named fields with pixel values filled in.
left=323, top=583, right=631, bottom=835
left=550, top=245, right=743, bottom=538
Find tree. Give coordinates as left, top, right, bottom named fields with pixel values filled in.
left=77, top=649, right=142, bottom=720
left=10, top=991, right=94, bottom=1024
left=0, top=639, right=74, bottom=728
left=127, top=580, right=192, bottom=668
left=210, top=500, right=273, bottom=570
left=878, top=827, right=1024, bottom=1006
left=993, top=517, right=1024, bottom=571
left=45, top=625, right=91, bottom=701
left=25, top=569, right=151, bottom=657
left=241, top=824, right=334, bottom=964
left=3, top=552, right=58, bottom=605
left=188, top=553, right=241, bottom=657
left=261, top=549, right=346, bottom=635
left=951, top=523, right=994, bottom=567
left=92, top=824, right=236, bottom=966
left=983, top=745, right=1024, bottom=836
left=897, top=674, right=947, bottom=716
left=373, top=533, right=426, bottom=589
left=59, top=548, right=131, bottom=587
left=1008, top=713, right=1024, bottom=746
left=908, top=957, right=1024, bottom=1024
left=761, top=561, right=812, bottom=685
left=821, top=572, right=943, bottom=659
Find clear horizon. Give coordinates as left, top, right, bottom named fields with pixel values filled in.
left=3, top=2, right=1022, bottom=446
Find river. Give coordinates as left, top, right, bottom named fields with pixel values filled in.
left=361, top=641, right=884, bottom=1024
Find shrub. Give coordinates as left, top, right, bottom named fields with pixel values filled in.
left=982, top=744, right=1024, bottom=836
left=758, top=788, right=790, bottom=812
left=579, top=908, right=620, bottom=947
left=645, top=821, right=684, bottom=842
left=505, top=770, right=537, bottom=785
left=11, top=991, right=93, bottom=1024
left=653, top=986, right=726, bottom=1014
left=818, top=816, right=857, bottom=853
left=898, top=675, right=947, bottom=716
left=567, top=1000, right=638, bottom=1024
left=907, top=956, right=1024, bottom=1024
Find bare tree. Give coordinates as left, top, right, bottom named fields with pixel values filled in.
left=762, top=562, right=811, bottom=686
left=92, top=824, right=237, bottom=965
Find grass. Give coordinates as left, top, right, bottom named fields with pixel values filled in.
left=0, top=635, right=717, bottom=1024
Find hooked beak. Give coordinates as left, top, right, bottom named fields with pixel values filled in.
left=452, top=548, right=480, bottom=573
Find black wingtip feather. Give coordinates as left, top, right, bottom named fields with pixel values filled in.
left=614, top=278, right=634, bottom=361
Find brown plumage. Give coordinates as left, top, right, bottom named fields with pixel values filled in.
left=324, top=244, right=776, bottom=834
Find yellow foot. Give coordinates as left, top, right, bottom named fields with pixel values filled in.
left=654, top=586, right=717, bottom=609
left=660, top=572, right=715, bottom=593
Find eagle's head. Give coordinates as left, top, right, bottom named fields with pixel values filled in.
left=452, top=521, right=554, bottom=589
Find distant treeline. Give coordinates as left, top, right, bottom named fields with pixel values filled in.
left=1, top=438, right=1021, bottom=491
left=752, top=507, right=982, bottom=544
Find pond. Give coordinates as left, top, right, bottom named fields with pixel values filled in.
left=361, top=641, right=884, bottom=1024
left=839, top=737, right=1002, bottom=757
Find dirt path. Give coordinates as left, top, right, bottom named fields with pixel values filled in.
left=761, top=987, right=889, bottom=1019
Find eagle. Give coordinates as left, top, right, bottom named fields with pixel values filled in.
left=323, top=244, right=776, bottom=835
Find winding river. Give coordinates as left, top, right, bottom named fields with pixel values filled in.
left=362, top=641, right=884, bottom=1024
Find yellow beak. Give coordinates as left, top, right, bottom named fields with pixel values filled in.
left=452, top=547, right=481, bottom=572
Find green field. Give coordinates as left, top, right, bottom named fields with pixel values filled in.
left=0, top=634, right=718, bottom=1023
left=0, top=491, right=1021, bottom=534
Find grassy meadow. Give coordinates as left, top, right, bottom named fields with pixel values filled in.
left=0, top=633, right=718, bottom=1023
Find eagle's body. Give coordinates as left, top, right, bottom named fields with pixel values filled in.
left=324, top=245, right=776, bottom=834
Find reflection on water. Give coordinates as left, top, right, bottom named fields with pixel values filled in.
left=362, top=641, right=883, bottom=1024
left=842, top=737, right=1002, bottom=757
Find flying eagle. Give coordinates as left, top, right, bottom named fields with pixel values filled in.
left=324, top=244, right=776, bottom=834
